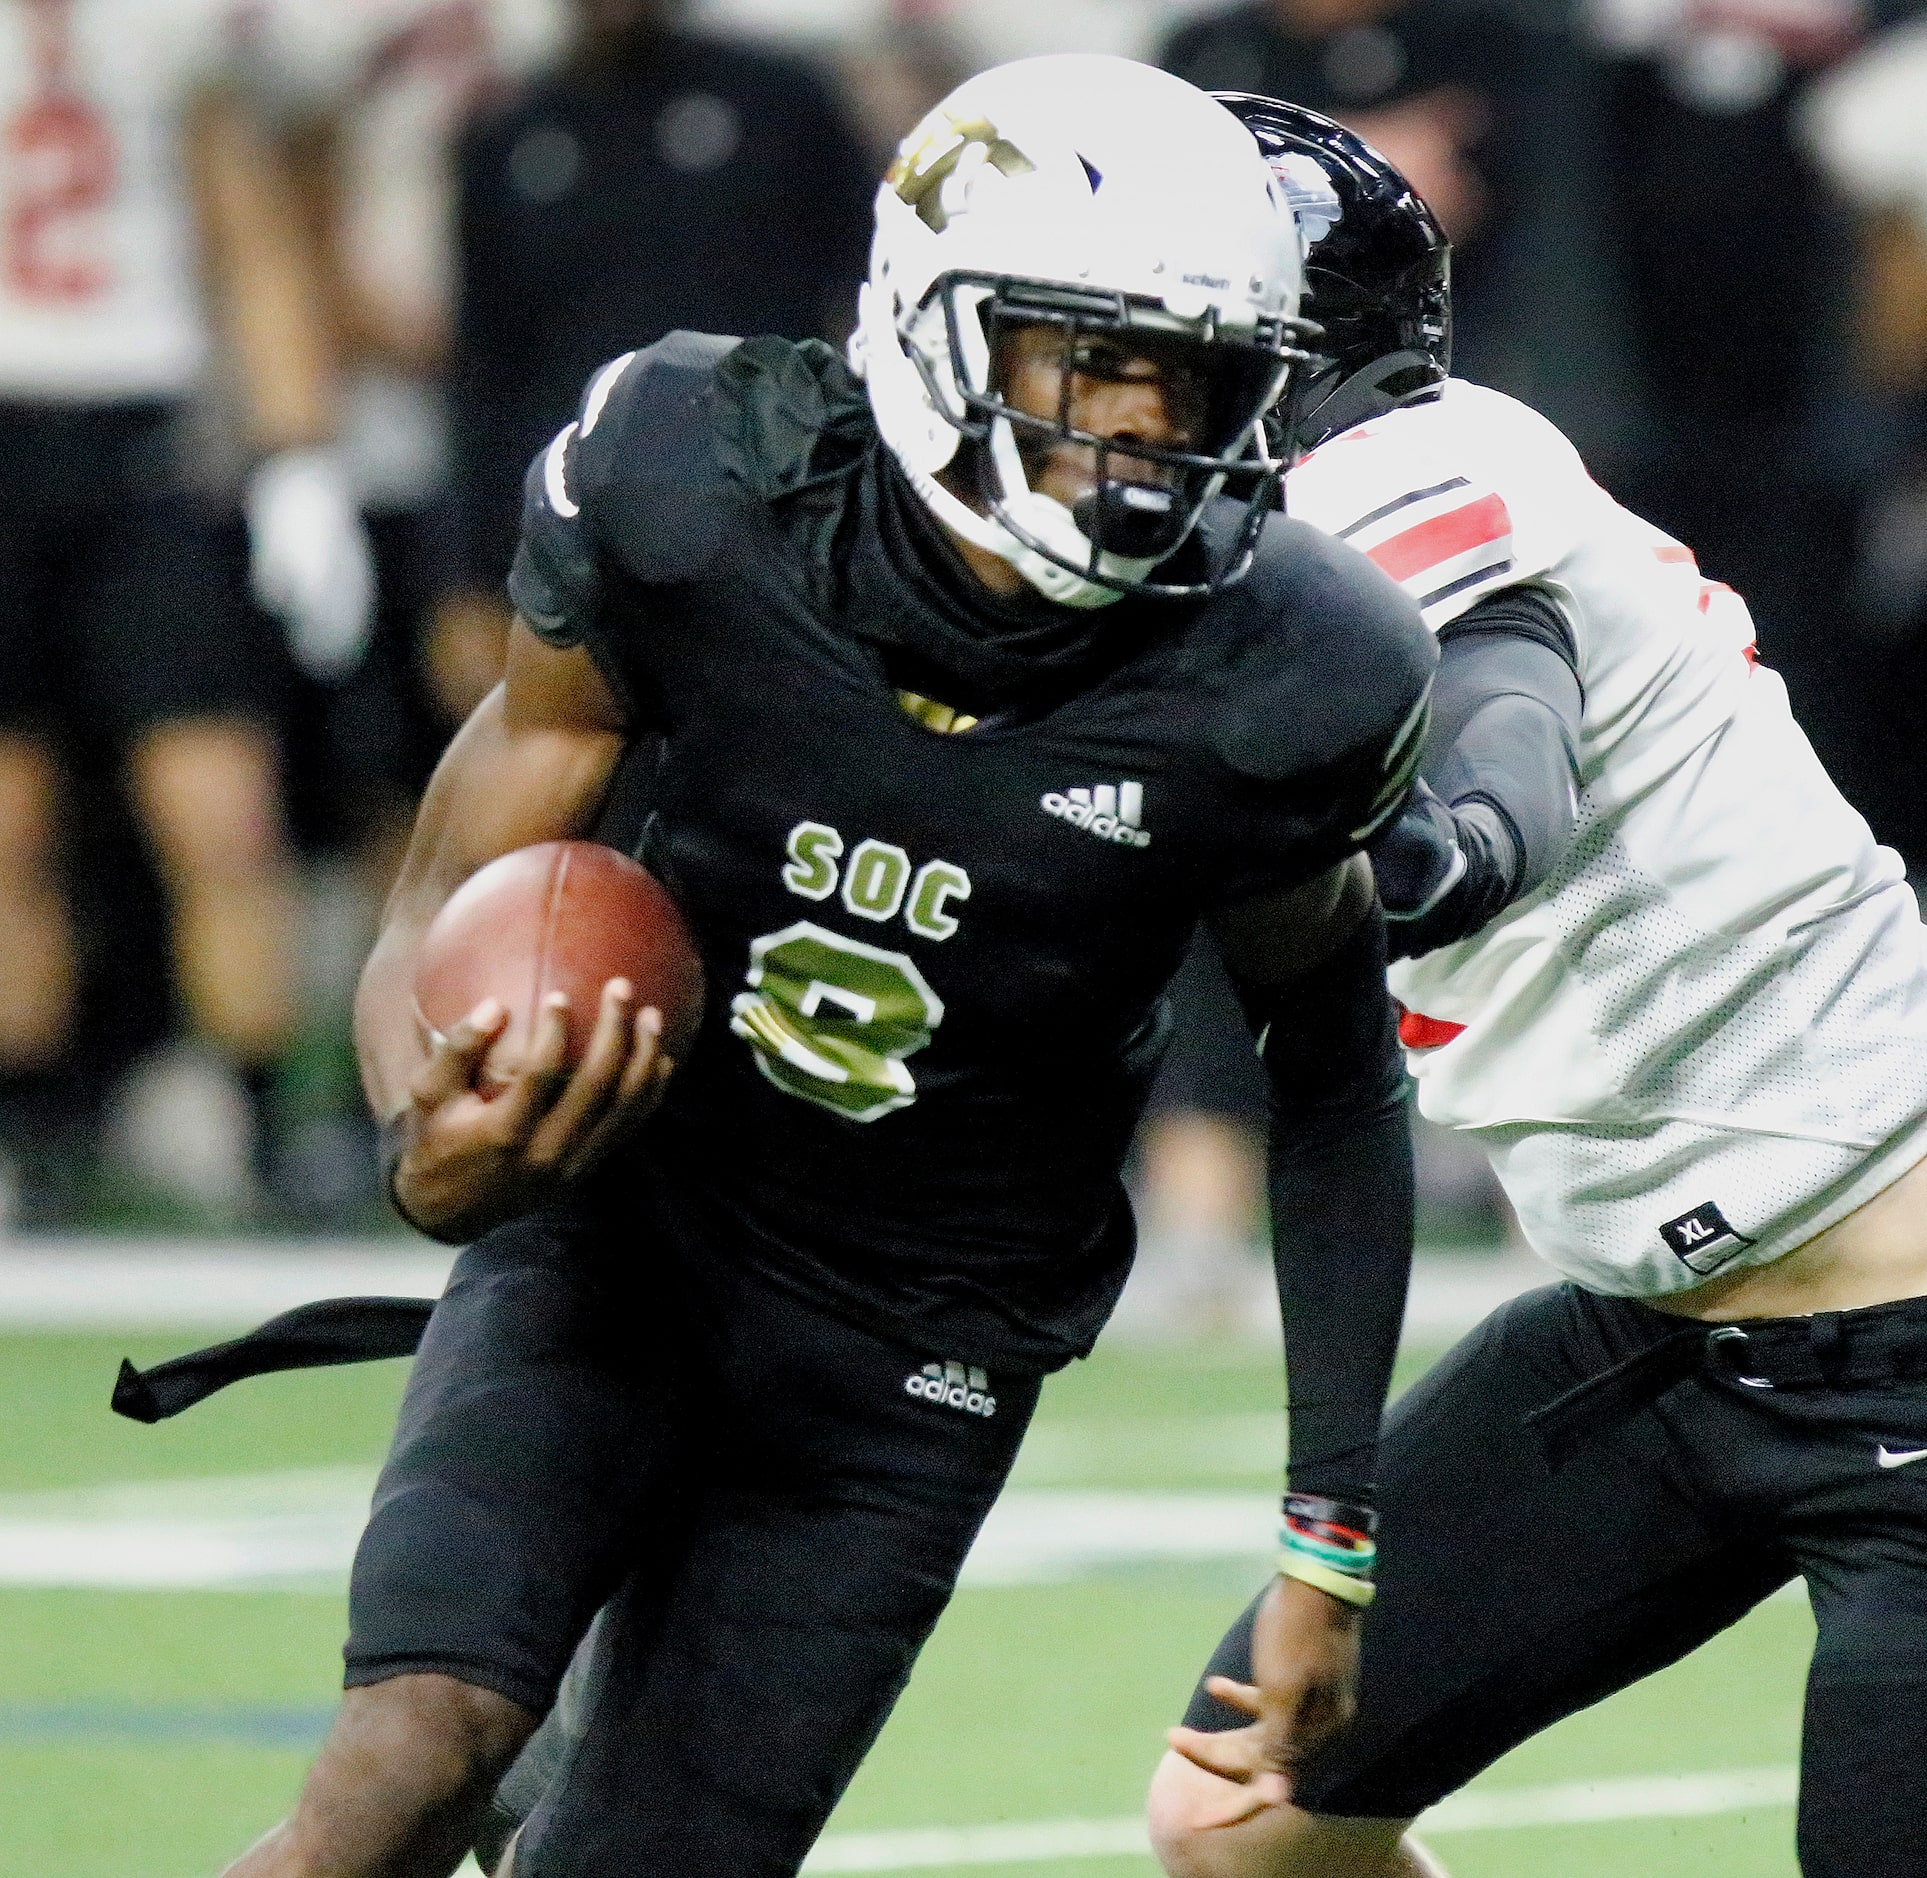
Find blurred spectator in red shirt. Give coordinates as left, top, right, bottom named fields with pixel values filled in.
left=0, top=0, right=358, bottom=1222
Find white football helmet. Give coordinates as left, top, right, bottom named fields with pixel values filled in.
left=849, top=55, right=1316, bottom=609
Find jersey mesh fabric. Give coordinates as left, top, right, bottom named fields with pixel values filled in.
left=1289, top=381, right=1927, bottom=1296
left=1484, top=1114, right=1925, bottom=1296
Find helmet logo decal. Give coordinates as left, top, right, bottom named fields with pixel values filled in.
left=888, top=112, right=1036, bottom=233
left=1269, top=152, right=1344, bottom=246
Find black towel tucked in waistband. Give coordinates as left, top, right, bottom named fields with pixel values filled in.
left=111, top=1295, right=435, bottom=1423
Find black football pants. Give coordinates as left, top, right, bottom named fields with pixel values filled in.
left=1185, top=1283, right=1927, bottom=1877
left=344, top=1204, right=1038, bottom=1878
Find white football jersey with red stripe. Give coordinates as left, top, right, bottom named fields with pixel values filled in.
left=0, top=0, right=242, bottom=400
left=1288, top=379, right=1927, bottom=1296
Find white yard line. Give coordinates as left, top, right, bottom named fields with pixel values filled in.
left=0, top=1241, right=454, bottom=1329
left=0, top=1473, right=1277, bottom=1591
left=802, top=1767, right=1801, bottom=1870
left=175, top=1770, right=1798, bottom=1878
left=807, top=1818, right=1149, bottom=1872
left=1420, top=1764, right=1800, bottom=1830
left=0, top=1467, right=1824, bottom=1600
left=0, top=1468, right=376, bottom=1590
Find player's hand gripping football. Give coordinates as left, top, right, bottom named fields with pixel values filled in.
left=1164, top=1573, right=1364, bottom=1817
left=390, top=979, right=675, bottom=1242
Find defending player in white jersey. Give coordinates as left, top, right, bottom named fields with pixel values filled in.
left=0, top=0, right=364, bottom=1212
left=1149, top=100, right=1927, bottom=1878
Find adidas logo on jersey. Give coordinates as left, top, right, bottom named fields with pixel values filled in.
left=906, top=1360, right=997, bottom=1418
left=1041, top=782, right=1150, bottom=848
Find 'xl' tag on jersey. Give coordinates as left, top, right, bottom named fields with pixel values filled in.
left=1658, top=1202, right=1757, bottom=1275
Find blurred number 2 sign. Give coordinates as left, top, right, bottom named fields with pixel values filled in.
left=6, top=0, right=116, bottom=303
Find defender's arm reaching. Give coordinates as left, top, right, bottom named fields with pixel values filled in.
left=1369, top=587, right=1584, bottom=957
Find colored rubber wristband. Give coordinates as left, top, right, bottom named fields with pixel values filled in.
left=1287, top=1522, right=1374, bottom=1554
left=1277, top=1553, right=1377, bottom=1608
left=1282, top=1529, right=1378, bottom=1573
left=1284, top=1516, right=1375, bottom=1551
left=1280, top=1514, right=1376, bottom=1578
left=1282, top=1493, right=1379, bottom=1541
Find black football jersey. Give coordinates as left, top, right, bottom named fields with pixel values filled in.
left=507, top=333, right=1435, bottom=1369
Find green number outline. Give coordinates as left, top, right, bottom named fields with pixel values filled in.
left=729, top=920, right=944, bottom=1122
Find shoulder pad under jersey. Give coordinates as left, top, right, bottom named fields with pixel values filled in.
left=1285, top=380, right=1591, bottom=635
left=1210, top=515, right=1437, bottom=844
left=508, top=331, right=743, bottom=647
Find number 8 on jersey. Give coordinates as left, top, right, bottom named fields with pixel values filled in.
left=730, top=923, right=944, bottom=1121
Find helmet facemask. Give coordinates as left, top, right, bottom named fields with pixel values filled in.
left=904, top=272, right=1315, bottom=605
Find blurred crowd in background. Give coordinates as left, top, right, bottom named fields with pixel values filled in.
left=5, top=0, right=1927, bottom=1309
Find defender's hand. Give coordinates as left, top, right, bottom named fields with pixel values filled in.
left=1370, top=779, right=1464, bottom=924
left=391, top=979, right=674, bottom=1241
left=1165, top=1575, right=1363, bottom=1808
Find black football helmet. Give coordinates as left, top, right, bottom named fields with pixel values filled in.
left=1213, top=94, right=1452, bottom=454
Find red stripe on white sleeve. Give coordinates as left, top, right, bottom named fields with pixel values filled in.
left=1366, top=492, right=1511, bottom=585
left=1398, top=1008, right=1466, bottom=1050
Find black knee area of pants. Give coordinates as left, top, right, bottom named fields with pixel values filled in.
left=1182, top=1284, right=1927, bottom=1833
left=1182, top=1601, right=1259, bottom=1733
left=345, top=1213, right=696, bottom=1714
left=515, top=1351, right=1040, bottom=1878
left=472, top=1801, right=519, bottom=1876
left=1799, top=1667, right=1927, bottom=1877
left=1178, top=1286, right=1798, bottom=1817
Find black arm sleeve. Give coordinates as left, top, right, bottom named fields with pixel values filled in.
left=1230, top=901, right=1413, bottom=1505
left=1431, top=587, right=1582, bottom=885
left=1384, top=587, right=1584, bottom=957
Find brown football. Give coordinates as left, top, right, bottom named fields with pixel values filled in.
left=413, top=842, right=705, bottom=1085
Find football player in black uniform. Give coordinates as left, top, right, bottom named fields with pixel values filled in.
left=216, top=57, right=1435, bottom=1878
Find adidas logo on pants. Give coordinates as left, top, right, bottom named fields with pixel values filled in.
left=905, top=1360, right=996, bottom=1417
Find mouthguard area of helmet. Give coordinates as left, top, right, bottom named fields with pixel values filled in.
left=913, top=273, right=1308, bottom=599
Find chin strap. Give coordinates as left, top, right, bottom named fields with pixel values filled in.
left=895, top=427, right=1144, bottom=610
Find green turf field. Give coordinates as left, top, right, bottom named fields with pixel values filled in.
left=0, top=1330, right=1812, bottom=1877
